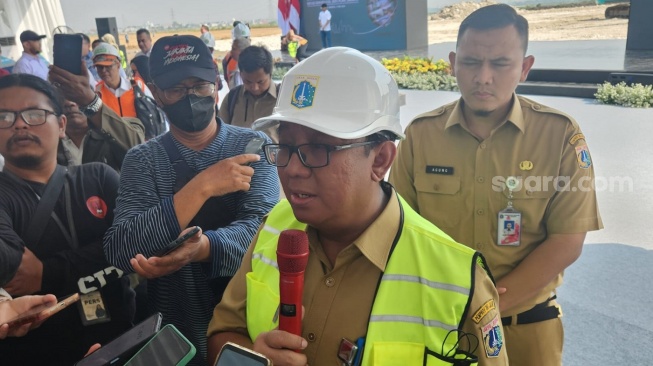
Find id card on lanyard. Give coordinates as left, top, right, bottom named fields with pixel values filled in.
left=497, top=176, right=521, bottom=246
left=54, top=179, right=111, bottom=325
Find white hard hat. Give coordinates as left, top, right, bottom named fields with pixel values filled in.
left=233, top=23, right=250, bottom=39
left=253, top=47, right=404, bottom=140
left=92, top=42, right=121, bottom=64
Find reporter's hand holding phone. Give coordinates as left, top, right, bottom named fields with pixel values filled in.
left=171, top=137, right=265, bottom=230
left=195, top=153, right=260, bottom=198
left=130, top=226, right=208, bottom=279
left=0, top=294, right=57, bottom=339
left=49, top=62, right=96, bottom=108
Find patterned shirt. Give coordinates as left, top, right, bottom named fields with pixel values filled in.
left=103, top=120, right=279, bottom=365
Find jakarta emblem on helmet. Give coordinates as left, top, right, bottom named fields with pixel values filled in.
left=291, top=75, right=319, bottom=109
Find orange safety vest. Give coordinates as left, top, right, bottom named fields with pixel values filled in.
left=95, top=77, right=146, bottom=118
left=226, top=58, right=238, bottom=85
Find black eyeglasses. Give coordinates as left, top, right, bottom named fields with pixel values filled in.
left=0, top=108, right=59, bottom=129
left=263, top=142, right=379, bottom=168
left=94, top=63, right=118, bottom=71
left=162, top=83, right=215, bottom=102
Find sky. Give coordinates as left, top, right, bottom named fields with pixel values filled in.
left=60, top=0, right=280, bottom=32
left=60, top=0, right=455, bottom=32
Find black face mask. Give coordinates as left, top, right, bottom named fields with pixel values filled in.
left=163, top=95, right=216, bottom=132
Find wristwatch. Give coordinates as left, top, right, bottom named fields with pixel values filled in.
left=81, top=94, right=103, bottom=117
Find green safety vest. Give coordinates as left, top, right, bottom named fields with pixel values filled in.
left=246, top=197, right=487, bottom=365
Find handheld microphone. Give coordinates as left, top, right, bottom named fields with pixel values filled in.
left=277, top=229, right=309, bottom=338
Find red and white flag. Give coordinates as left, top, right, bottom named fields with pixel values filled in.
left=278, top=0, right=301, bottom=35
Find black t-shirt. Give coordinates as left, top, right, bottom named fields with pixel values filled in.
left=0, top=163, right=134, bottom=365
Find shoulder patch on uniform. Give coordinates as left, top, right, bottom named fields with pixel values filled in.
left=519, top=96, right=577, bottom=125
left=410, top=101, right=456, bottom=124
left=575, top=143, right=592, bottom=169
left=569, top=133, right=585, bottom=145
left=481, top=314, right=503, bottom=358
left=472, top=299, right=496, bottom=323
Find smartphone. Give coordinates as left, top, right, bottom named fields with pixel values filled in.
left=152, top=226, right=201, bottom=257
left=74, top=312, right=163, bottom=366
left=244, top=137, right=266, bottom=155
left=53, top=34, right=83, bottom=75
left=124, top=324, right=196, bottom=366
left=3, top=293, right=80, bottom=330
left=244, top=137, right=266, bottom=167
left=214, top=342, right=271, bottom=366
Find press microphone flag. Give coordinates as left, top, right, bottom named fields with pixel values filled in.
left=277, top=229, right=309, bottom=338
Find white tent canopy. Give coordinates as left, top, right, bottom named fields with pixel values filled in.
left=0, top=0, right=66, bottom=61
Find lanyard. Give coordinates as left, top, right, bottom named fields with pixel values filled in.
left=4, top=166, right=78, bottom=249
left=50, top=179, right=79, bottom=249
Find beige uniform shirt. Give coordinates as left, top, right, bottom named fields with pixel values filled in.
left=219, top=82, right=279, bottom=142
left=390, top=95, right=603, bottom=316
left=208, top=190, right=507, bottom=365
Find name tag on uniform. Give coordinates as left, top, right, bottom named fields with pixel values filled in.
left=425, top=166, right=454, bottom=175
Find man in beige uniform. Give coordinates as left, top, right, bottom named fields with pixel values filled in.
left=207, top=47, right=507, bottom=366
left=219, top=46, right=278, bottom=142
left=390, top=4, right=602, bottom=366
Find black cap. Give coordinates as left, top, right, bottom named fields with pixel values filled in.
left=19, top=30, right=46, bottom=43
left=149, top=35, right=217, bottom=89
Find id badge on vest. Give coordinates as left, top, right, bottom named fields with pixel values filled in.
left=497, top=176, right=521, bottom=246
left=77, top=291, right=111, bottom=326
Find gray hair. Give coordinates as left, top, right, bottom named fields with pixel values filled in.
left=232, top=37, right=251, bottom=51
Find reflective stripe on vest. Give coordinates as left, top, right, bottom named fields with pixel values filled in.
left=246, top=198, right=483, bottom=365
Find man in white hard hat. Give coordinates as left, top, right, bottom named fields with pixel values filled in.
left=92, top=42, right=153, bottom=119
left=206, top=47, right=507, bottom=366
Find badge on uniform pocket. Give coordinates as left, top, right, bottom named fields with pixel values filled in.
left=497, top=176, right=521, bottom=246
left=78, top=290, right=111, bottom=326
left=498, top=208, right=521, bottom=246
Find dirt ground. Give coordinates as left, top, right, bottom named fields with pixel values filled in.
left=428, top=4, right=628, bottom=43
left=120, top=4, right=627, bottom=60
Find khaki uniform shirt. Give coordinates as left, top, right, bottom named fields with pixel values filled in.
left=390, top=95, right=603, bottom=316
left=57, top=105, right=145, bottom=173
left=208, top=190, right=507, bottom=365
left=219, top=82, right=279, bottom=142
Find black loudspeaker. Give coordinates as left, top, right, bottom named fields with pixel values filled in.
left=95, top=17, right=120, bottom=47
left=626, top=0, right=653, bottom=51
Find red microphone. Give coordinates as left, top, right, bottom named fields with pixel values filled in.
left=277, top=229, right=309, bottom=338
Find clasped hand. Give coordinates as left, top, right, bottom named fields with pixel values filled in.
left=252, top=306, right=308, bottom=366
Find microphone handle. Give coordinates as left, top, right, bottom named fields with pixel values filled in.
left=279, top=272, right=304, bottom=337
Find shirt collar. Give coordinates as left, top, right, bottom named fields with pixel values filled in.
left=106, top=75, right=131, bottom=94
left=444, top=93, right=525, bottom=133
left=306, top=186, right=400, bottom=272
left=21, top=52, right=40, bottom=60
left=243, top=81, right=278, bottom=99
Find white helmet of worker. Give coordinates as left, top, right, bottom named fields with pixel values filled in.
left=252, top=47, right=404, bottom=140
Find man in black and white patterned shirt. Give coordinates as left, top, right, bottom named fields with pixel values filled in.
left=103, top=35, right=279, bottom=366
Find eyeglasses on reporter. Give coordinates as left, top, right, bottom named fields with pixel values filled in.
left=0, top=108, right=59, bottom=129
left=160, top=83, right=215, bottom=102
left=263, top=141, right=380, bottom=168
